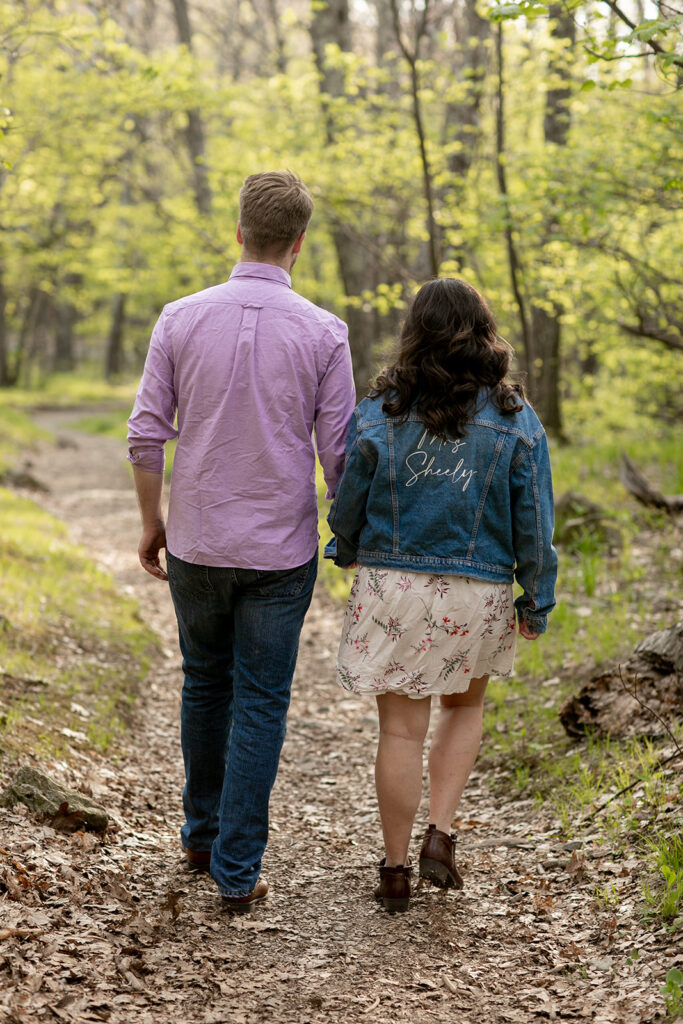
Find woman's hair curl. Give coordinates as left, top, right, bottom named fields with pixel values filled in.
left=372, top=278, right=525, bottom=439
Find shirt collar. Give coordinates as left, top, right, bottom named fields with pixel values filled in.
left=229, top=262, right=292, bottom=289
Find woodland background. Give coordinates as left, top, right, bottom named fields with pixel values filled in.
left=0, top=1, right=682, bottom=1020
left=0, top=0, right=681, bottom=428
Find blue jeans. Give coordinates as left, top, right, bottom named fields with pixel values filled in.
left=167, top=550, right=317, bottom=897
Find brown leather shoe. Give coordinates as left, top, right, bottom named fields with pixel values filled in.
left=184, top=848, right=211, bottom=872
left=374, top=859, right=412, bottom=913
left=419, top=825, right=464, bottom=889
left=222, top=878, right=269, bottom=914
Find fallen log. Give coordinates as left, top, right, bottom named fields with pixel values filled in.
left=559, top=622, right=683, bottom=740
left=620, top=454, right=683, bottom=514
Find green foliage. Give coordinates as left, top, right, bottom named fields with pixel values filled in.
left=1, top=0, right=679, bottom=406
left=661, top=968, right=683, bottom=1019
left=645, top=834, right=683, bottom=926
left=489, top=0, right=683, bottom=76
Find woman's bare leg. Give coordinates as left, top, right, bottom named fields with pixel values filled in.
left=375, top=693, right=431, bottom=867
left=427, top=675, right=489, bottom=834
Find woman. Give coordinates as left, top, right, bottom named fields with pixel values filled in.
left=326, top=278, right=557, bottom=912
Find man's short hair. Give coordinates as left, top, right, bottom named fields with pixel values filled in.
left=239, top=171, right=314, bottom=255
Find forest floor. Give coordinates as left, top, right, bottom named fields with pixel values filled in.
left=0, top=410, right=680, bottom=1024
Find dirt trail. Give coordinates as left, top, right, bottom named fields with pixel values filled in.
left=0, top=412, right=676, bottom=1024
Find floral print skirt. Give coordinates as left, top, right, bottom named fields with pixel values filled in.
left=336, top=568, right=517, bottom=699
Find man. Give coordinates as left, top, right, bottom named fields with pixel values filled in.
left=127, top=171, right=355, bottom=912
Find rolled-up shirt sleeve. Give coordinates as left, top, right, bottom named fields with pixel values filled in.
left=127, top=309, right=178, bottom=474
left=314, top=321, right=356, bottom=499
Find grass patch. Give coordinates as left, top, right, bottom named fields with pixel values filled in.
left=0, top=374, right=139, bottom=410
left=316, top=460, right=354, bottom=602
left=644, top=832, right=683, bottom=928
left=73, top=407, right=177, bottom=479
left=0, top=405, right=51, bottom=474
left=0, top=487, right=158, bottom=761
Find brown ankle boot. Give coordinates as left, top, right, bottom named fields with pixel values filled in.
left=419, top=825, right=464, bottom=890
left=374, top=859, right=412, bottom=913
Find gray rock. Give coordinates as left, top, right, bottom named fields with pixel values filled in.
left=0, top=766, right=109, bottom=833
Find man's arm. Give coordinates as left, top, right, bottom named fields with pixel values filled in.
left=314, top=324, right=356, bottom=499
left=326, top=412, right=376, bottom=567
left=127, top=308, right=177, bottom=581
left=133, top=467, right=168, bottom=580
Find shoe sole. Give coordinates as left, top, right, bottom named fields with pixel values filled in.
left=375, top=895, right=410, bottom=913
left=222, top=894, right=267, bottom=914
left=419, top=856, right=464, bottom=890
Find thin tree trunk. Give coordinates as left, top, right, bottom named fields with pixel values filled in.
left=19, top=289, right=49, bottom=388
left=310, top=0, right=380, bottom=396
left=495, top=23, right=531, bottom=369
left=170, top=0, right=212, bottom=216
left=53, top=272, right=80, bottom=373
left=444, top=2, right=490, bottom=180
left=0, top=265, right=8, bottom=386
left=106, top=293, right=126, bottom=379
left=528, top=4, right=575, bottom=436
left=389, top=0, right=439, bottom=278
left=53, top=302, right=76, bottom=373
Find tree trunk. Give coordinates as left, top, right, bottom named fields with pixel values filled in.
left=0, top=266, right=8, bottom=386
left=18, top=289, right=50, bottom=387
left=310, top=0, right=353, bottom=105
left=53, top=301, right=76, bottom=373
left=530, top=304, right=562, bottom=432
left=389, top=0, right=439, bottom=277
left=495, top=23, right=531, bottom=369
left=444, top=1, right=490, bottom=180
left=105, top=293, right=127, bottom=379
left=528, top=5, right=575, bottom=437
left=310, top=0, right=381, bottom=396
left=170, top=0, right=212, bottom=216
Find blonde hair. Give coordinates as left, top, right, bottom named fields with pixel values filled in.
left=239, top=171, right=314, bottom=255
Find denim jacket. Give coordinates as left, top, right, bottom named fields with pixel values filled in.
left=325, top=393, right=557, bottom=634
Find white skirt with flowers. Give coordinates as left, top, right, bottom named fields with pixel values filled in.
left=336, top=568, right=517, bottom=700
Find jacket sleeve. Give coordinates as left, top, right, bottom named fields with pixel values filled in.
left=509, top=430, right=558, bottom=634
left=324, top=411, right=376, bottom=568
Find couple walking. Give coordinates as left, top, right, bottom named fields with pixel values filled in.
left=128, top=171, right=557, bottom=914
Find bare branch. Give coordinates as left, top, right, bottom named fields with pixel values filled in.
left=618, top=318, right=683, bottom=351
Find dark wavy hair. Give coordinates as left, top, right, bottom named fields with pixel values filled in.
left=372, top=278, right=525, bottom=440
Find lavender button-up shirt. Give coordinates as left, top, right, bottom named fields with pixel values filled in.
left=127, top=262, right=355, bottom=569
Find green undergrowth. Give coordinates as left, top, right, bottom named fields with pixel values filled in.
left=0, top=487, right=158, bottom=762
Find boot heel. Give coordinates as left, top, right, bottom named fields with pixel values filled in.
left=381, top=896, right=410, bottom=913
left=419, top=856, right=451, bottom=887
left=375, top=859, right=412, bottom=912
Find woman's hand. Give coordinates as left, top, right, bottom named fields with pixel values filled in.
left=518, top=619, right=539, bottom=641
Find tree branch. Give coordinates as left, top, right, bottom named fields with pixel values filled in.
left=599, top=0, right=683, bottom=68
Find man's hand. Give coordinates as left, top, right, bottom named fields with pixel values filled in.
left=132, top=467, right=168, bottom=580
left=518, top=619, right=539, bottom=641
left=138, top=522, right=168, bottom=580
